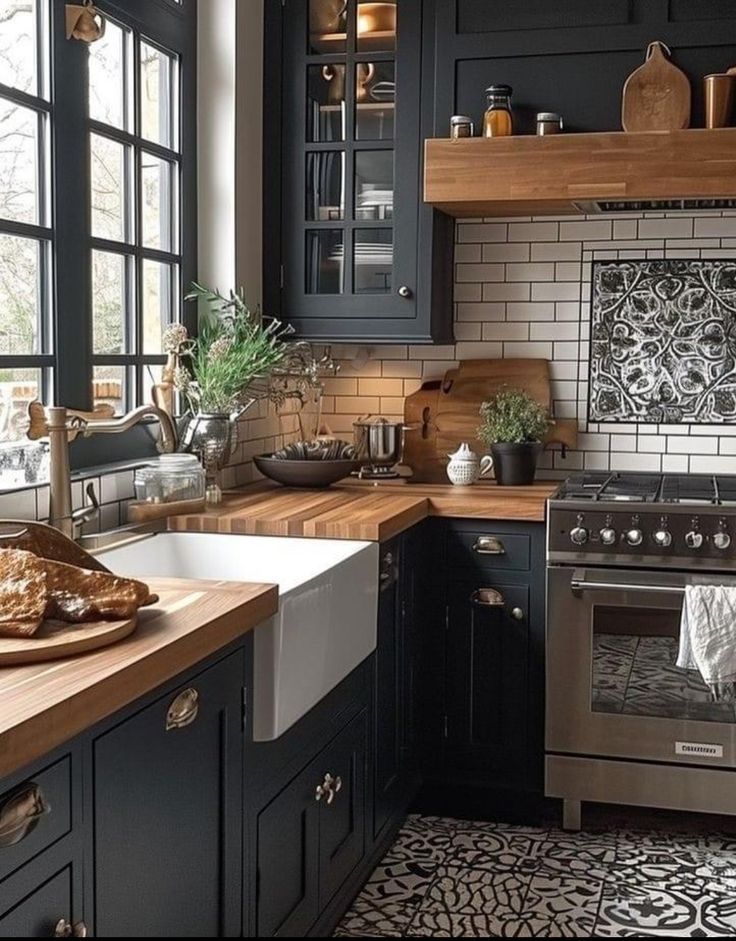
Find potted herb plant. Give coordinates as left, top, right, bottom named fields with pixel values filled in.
left=162, top=283, right=294, bottom=503
left=477, top=388, right=552, bottom=486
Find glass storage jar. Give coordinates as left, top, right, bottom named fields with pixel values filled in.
left=134, top=454, right=205, bottom=505
left=483, top=84, right=513, bottom=137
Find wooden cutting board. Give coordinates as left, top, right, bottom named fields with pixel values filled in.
left=622, top=41, right=691, bottom=131
left=403, top=359, right=577, bottom=482
left=0, top=616, right=138, bottom=665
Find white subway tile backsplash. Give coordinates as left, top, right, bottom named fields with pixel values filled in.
left=456, top=301, right=506, bottom=322
left=559, top=220, right=612, bottom=241
left=482, top=282, right=531, bottom=301
left=482, top=242, right=530, bottom=262
left=506, top=302, right=555, bottom=321
left=506, top=262, right=555, bottom=282
left=0, top=488, right=37, bottom=520
left=694, top=217, right=736, bottom=238
left=638, top=218, right=693, bottom=239
left=456, top=263, right=505, bottom=282
left=508, top=221, right=559, bottom=242
left=531, top=282, right=580, bottom=302
left=667, top=436, right=719, bottom=455
left=531, top=242, right=582, bottom=261
left=530, top=321, right=579, bottom=341
left=457, top=222, right=508, bottom=242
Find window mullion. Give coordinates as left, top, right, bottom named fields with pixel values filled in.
left=51, top=0, right=93, bottom=409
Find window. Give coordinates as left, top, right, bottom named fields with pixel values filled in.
left=0, top=0, right=195, bottom=464
left=0, top=0, right=53, bottom=443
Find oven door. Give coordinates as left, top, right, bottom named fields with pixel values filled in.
left=547, top=566, right=736, bottom=767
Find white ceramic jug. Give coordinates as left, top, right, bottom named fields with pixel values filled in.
left=446, top=442, right=494, bottom=486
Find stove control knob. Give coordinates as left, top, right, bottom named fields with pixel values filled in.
left=625, top=528, right=643, bottom=547
left=714, top=529, right=731, bottom=551
left=599, top=526, right=617, bottom=546
left=570, top=525, right=589, bottom=546
left=685, top=531, right=704, bottom=550
left=653, top=529, right=672, bottom=549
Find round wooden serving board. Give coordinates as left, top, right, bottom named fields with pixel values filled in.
left=0, top=616, right=138, bottom=666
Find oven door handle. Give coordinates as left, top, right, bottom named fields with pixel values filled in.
left=570, top=571, right=686, bottom=596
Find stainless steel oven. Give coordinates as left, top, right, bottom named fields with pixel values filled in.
left=546, top=472, right=736, bottom=829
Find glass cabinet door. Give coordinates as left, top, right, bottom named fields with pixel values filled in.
left=281, top=0, right=421, bottom=330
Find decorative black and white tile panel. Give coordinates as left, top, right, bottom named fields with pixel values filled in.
left=336, top=813, right=736, bottom=937
left=590, top=260, right=736, bottom=424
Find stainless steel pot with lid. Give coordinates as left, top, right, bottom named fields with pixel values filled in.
left=353, top=416, right=407, bottom=478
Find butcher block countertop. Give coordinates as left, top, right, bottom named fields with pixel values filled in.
left=0, top=577, right=278, bottom=780
left=169, top=479, right=558, bottom=541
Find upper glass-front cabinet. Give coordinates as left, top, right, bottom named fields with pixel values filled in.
left=273, top=0, right=440, bottom=340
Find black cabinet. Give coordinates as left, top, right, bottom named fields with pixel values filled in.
left=256, top=710, right=368, bottom=938
left=91, top=651, right=245, bottom=938
left=264, top=0, right=453, bottom=342
left=418, top=519, right=546, bottom=795
left=0, top=843, right=83, bottom=939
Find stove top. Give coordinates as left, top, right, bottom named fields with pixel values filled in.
left=549, top=472, right=736, bottom=568
left=555, top=472, right=736, bottom=506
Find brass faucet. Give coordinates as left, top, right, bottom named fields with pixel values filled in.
left=28, top=402, right=178, bottom=539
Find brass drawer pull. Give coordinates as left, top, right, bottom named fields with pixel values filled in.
left=472, top=536, right=506, bottom=555
left=166, top=688, right=199, bottom=731
left=54, top=919, right=87, bottom=938
left=0, top=783, right=50, bottom=848
left=470, top=588, right=505, bottom=608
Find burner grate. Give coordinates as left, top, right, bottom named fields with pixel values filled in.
left=660, top=475, right=717, bottom=505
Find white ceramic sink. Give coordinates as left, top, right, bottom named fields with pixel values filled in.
left=96, top=532, right=378, bottom=740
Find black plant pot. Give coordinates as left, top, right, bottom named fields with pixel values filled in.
left=490, top=441, right=543, bottom=486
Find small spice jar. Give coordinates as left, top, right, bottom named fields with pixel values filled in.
left=450, top=114, right=474, bottom=138
left=536, top=112, right=563, bottom=135
left=483, top=84, right=513, bottom=137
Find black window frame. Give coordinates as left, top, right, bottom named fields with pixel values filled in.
left=0, top=0, right=197, bottom=469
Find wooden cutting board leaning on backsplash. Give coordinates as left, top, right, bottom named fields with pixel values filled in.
left=403, top=359, right=578, bottom=483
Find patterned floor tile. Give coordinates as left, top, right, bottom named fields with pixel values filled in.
left=418, top=864, right=532, bottom=918
left=448, top=827, right=548, bottom=873
left=596, top=879, right=736, bottom=937
left=523, top=872, right=603, bottom=932
left=385, top=817, right=455, bottom=863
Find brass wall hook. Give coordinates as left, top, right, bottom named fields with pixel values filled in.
left=65, top=0, right=106, bottom=43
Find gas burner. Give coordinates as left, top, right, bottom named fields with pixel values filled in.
left=355, top=465, right=400, bottom=480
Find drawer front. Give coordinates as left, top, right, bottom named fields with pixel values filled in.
left=447, top=529, right=531, bottom=573
left=0, top=758, right=71, bottom=885
left=0, top=866, right=73, bottom=938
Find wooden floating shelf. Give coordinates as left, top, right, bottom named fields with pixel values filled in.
left=310, top=29, right=396, bottom=53
left=424, top=128, right=736, bottom=218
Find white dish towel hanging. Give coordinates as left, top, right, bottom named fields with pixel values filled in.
left=677, top=584, right=736, bottom=701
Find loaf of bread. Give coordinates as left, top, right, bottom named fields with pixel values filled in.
left=0, top=548, right=158, bottom=638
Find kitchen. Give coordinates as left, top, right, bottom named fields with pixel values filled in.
left=1, top=0, right=736, bottom=937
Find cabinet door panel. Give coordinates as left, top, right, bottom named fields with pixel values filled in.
left=256, top=766, right=320, bottom=938
left=318, top=711, right=367, bottom=909
left=0, top=867, right=73, bottom=939
left=445, top=581, right=530, bottom=783
left=374, top=545, right=401, bottom=838
left=92, top=652, right=243, bottom=938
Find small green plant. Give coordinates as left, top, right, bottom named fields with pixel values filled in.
left=478, top=388, right=552, bottom=445
left=163, top=283, right=293, bottom=414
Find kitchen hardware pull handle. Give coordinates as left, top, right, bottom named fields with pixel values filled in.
left=316, top=773, right=338, bottom=804
left=0, top=783, right=50, bottom=848
left=472, top=536, right=506, bottom=555
left=165, top=688, right=199, bottom=731
left=470, top=589, right=505, bottom=608
left=571, top=576, right=685, bottom=596
left=54, top=919, right=87, bottom=938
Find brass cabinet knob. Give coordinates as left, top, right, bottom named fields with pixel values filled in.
left=54, top=920, right=87, bottom=938
left=165, top=688, right=199, bottom=731
left=397, top=285, right=413, bottom=299
left=0, top=783, right=50, bottom=848
left=510, top=607, right=524, bottom=621
left=315, top=773, right=341, bottom=805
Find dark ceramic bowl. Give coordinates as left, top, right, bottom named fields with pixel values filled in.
left=253, top=455, right=362, bottom=488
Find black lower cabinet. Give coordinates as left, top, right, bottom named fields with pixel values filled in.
left=91, top=650, right=245, bottom=937
left=255, top=711, right=368, bottom=938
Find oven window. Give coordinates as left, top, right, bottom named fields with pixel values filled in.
left=592, top=605, right=736, bottom=723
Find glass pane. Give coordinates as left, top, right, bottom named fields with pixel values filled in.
left=92, top=250, right=127, bottom=354
left=91, top=134, right=126, bottom=242
left=357, top=0, right=396, bottom=52
left=355, top=151, right=393, bottom=220
left=89, top=19, right=127, bottom=130
left=591, top=605, right=736, bottom=723
left=142, top=259, right=173, bottom=354
left=354, top=228, right=392, bottom=294
left=0, top=368, right=41, bottom=446
left=0, top=99, right=38, bottom=225
left=0, top=0, right=37, bottom=95
left=93, top=365, right=126, bottom=415
left=307, top=64, right=345, bottom=142
left=309, top=0, right=346, bottom=53
left=0, top=234, right=41, bottom=354
left=140, top=42, right=175, bottom=149
left=141, top=153, right=174, bottom=251
left=306, top=152, right=344, bottom=221
left=355, top=61, right=395, bottom=140
left=306, top=230, right=343, bottom=294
